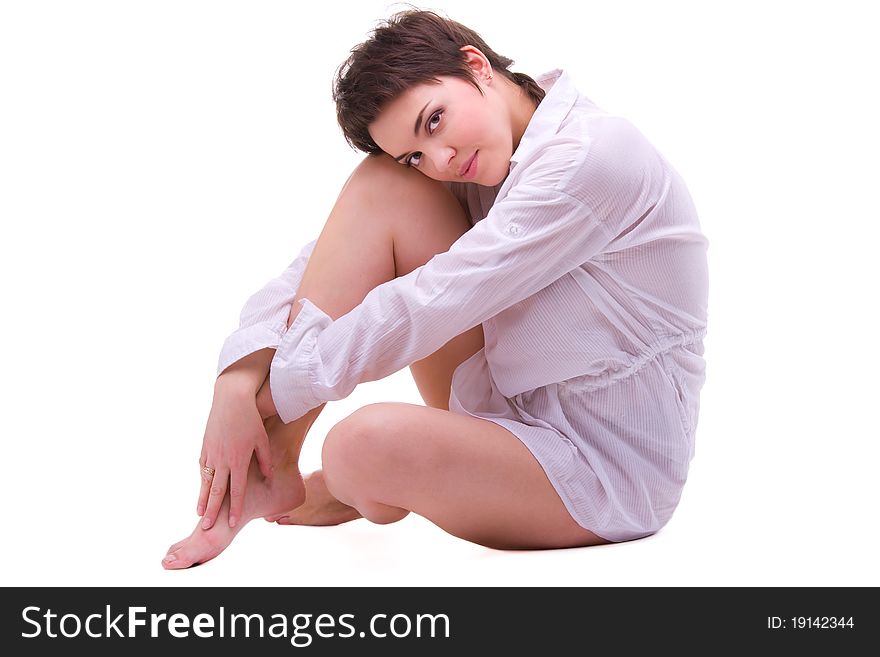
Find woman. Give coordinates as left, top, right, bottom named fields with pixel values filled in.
left=163, top=8, right=708, bottom=569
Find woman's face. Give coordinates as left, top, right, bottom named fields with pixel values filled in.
left=368, top=74, right=513, bottom=186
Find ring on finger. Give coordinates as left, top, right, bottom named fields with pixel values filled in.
left=202, top=465, right=216, bottom=478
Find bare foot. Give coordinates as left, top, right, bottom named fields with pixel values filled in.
left=265, top=469, right=362, bottom=526
left=162, top=455, right=305, bottom=570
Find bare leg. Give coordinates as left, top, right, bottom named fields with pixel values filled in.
left=321, top=403, right=612, bottom=550
left=263, top=154, right=487, bottom=528
left=164, top=154, right=478, bottom=565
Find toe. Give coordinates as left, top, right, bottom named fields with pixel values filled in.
left=162, top=552, right=182, bottom=569
left=162, top=546, right=197, bottom=570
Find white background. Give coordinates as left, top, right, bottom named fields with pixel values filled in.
left=1, top=0, right=877, bottom=587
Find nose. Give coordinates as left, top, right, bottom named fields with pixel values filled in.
left=428, top=145, right=456, bottom=173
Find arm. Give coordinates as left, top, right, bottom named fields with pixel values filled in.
left=217, top=347, right=275, bottom=395
left=199, top=237, right=316, bottom=529
left=216, top=237, right=317, bottom=379
left=267, top=130, right=645, bottom=424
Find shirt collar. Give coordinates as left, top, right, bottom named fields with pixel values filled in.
left=509, top=68, right=578, bottom=168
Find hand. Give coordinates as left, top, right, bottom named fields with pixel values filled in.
left=197, top=378, right=273, bottom=529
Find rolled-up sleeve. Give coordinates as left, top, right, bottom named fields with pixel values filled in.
left=268, top=137, right=632, bottom=423
left=216, top=238, right=317, bottom=377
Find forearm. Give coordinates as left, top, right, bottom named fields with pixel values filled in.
left=215, top=347, right=275, bottom=395
left=246, top=299, right=306, bottom=420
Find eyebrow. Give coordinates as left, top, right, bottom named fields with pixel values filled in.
left=393, top=100, right=432, bottom=162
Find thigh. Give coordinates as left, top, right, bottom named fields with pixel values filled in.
left=322, top=402, right=612, bottom=550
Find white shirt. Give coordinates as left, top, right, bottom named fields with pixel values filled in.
left=217, top=69, right=709, bottom=425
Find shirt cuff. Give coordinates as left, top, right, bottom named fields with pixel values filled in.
left=216, top=320, right=287, bottom=378
left=269, top=298, right=333, bottom=424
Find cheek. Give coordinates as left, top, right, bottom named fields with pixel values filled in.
left=482, top=118, right=509, bottom=153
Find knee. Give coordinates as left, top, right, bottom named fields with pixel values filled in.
left=344, top=153, right=437, bottom=202
left=321, top=404, right=402, bottom=500
left=321, top=405, right=414, bottom=525
left=345, top=154, right=464, bottom=220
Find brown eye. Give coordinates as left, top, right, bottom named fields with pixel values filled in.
left=428, top=110, right=442, bottom=133
left=405, top=109, right=441, bottom=168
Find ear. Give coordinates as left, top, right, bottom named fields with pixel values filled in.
left=459, top=45, right=493, bottom=82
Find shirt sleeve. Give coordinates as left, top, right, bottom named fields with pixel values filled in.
left=268, top=126, right=652, bottom=423
left=216, top=238, right=317, bottom=378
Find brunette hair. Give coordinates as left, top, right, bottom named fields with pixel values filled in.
left=332, top=7, right=545, bottom=155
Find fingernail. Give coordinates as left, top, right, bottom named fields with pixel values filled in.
left=201, top=517, right=212, bottom=529
left=163, top=553, right=176, bottom=563
left=229, top=516, right=237, bottom=528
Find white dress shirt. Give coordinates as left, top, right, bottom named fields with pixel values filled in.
left=217, top=69, right=708, bottom=429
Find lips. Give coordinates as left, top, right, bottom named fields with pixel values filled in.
left=459, top=151, right=477, bottom=178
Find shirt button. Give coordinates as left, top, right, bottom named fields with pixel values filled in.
left=507, top=224, right=521, bottom=236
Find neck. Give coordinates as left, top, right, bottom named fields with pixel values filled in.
left=500, top=77, right=539, bottom=152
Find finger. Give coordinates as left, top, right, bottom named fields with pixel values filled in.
left=227, top=462, right=247, bottom=529
left=199, top=429, right=209, bottom=471
left=197, top=464, right=214, bottom=517
left=201, top=467, right=229, bottom=530
left=254, top=428, right=274, bottom=480
left=197, top=443, right=209, bottom=515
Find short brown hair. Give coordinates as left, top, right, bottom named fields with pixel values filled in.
left=332, top=7, right=546, bottom=155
